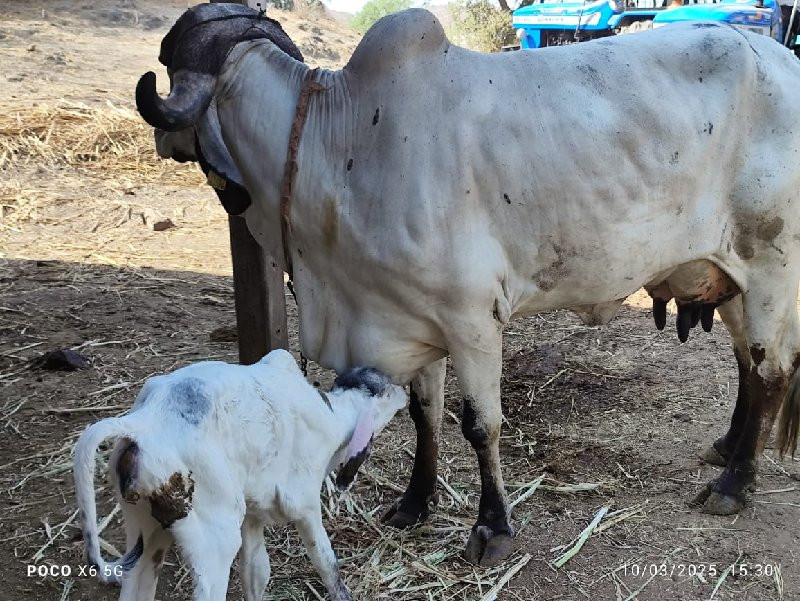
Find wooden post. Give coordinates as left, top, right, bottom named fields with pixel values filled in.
left=228, top=215, right=288, bottom=364
left=211, top=0, right=287, bottom=364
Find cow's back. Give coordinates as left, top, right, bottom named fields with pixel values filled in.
left=341, top=19, right=800, bottom=275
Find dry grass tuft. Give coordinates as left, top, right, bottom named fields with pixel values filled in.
left=1, top=101, right=166, bottom=175
left=0, top=101, right=204, bottom=231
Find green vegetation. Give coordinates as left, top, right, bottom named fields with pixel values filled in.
left=350, top=0, right=412, bottom=34
left=448, top=0, right=514, bottom=52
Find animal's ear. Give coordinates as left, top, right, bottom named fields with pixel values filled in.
left=195, top=101, right=251, bottom=215
left=335, top=410, right=374, bottom=491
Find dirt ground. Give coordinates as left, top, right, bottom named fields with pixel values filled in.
left=1, top=2, right=799, bottom=600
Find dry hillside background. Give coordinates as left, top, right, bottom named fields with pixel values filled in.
left=1, top=1, right=799, bottom=600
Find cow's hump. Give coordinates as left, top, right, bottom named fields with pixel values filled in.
left=345, top=8, right=448, bottom=79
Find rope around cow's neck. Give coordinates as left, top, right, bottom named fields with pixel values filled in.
left=280, top=67, right=326, bottom=282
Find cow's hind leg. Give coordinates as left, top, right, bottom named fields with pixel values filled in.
left=383, top=358, right=446, bottom=528
left=694, top=282, right=800, bottom=514
left=700, top=297, right=750, bottom=466
left=450, top=343, right=514, bottom=567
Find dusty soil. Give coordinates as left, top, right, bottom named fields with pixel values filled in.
left=1, top=2, right=798, bottom=600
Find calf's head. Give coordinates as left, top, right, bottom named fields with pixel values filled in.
left=330, top=367, right=408, bottom=490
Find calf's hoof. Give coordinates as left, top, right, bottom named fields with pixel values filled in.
left=699, top=444, right=728, bottom=467
left=692, top=481, right=745, bottom=515
left=381, top=495, right=431, bottom=529
left=464, top=525, right=514, bottom=567
left=329, top=578, right=353, bottom=601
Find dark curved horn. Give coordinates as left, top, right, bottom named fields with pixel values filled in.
left=135, top=70, right=215, bottom=132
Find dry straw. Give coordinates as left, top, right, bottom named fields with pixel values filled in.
left=1, top=100, right=202, bottom=231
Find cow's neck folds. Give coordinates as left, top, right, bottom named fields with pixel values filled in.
left=217, top=40, right=353, bottom=271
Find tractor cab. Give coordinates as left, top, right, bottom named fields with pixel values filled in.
left=512, top=0, right=792, bottom=50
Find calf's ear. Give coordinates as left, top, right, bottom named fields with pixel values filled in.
left=335, top=411, right=374, bottom=491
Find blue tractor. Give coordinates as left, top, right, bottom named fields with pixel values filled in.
left=511, top=0, right=799, bottom=54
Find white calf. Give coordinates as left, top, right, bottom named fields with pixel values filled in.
left=73, top=349, right=407, bottom=601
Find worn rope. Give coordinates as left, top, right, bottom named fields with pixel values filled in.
left=280, top=67, right=326, bottom=281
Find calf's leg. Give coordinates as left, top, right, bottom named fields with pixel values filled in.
left=171, top=509, right=242, bottom=601
left=383, top=358, right=446, bottom=528
left=296, top=506, right=352, bottom=601
left=239, top=516, right=270, bottom=601
left=118, top=524, right=171, bottom=601
left=450, top=342, right=514, bottom=567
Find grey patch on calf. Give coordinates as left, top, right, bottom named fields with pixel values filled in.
left=167, top=377, right=212, bottom=425
left=333, top=367, right=390, bottom=396
left=149, top=472, right=195, bottom=528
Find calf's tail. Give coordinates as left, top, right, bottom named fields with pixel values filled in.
left=73, top=417, right=143, bottom=583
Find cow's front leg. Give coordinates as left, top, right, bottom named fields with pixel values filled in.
left=383, top=358, right=446, bottom=528
left=451, top=343, right=514, bottom=567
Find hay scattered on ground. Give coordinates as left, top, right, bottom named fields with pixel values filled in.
left=0, top=101, right=204, bottom=230
left=1, top=101, right=168, bottom=173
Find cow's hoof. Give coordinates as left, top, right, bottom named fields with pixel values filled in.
left=701, top=491, right=744, bottom=515
left=699, top=444, right=728, bottom=467
left=464, top=525, right=514, bottom=567
left=691, top=481, right=713, bottom=506
left=692, top=481, right=746, bottom=515
left=381, top=496, right=429, bottom=529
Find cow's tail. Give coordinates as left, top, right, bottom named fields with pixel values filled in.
left=73, top=417, right=143, bottom=584
left=777, top=369, right=800, bottom=458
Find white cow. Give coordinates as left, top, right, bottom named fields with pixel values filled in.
left=137, top=4, right=800, bottom=566
left=73, top=350, right=407, bottom=601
